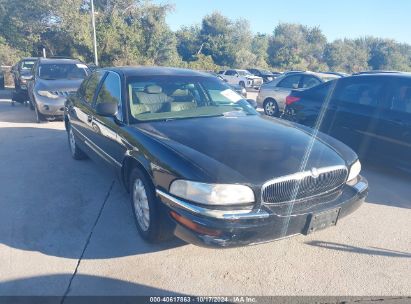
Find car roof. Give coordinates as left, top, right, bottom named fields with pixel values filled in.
left=21, top=57, right=38, bottom=61
left=37, top=58, right=83, bottom=64
left=349, top=73, right=411, bottom=79
left=106, top=66, right=214, bottom=77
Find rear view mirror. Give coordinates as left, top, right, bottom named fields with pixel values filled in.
left=96, top=102, right=118, bottom=117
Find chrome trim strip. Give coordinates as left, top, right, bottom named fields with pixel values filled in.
left=71, top=125, right=122, bottom=167
left=261, top=165, right=348, bottom=204
left=156, top=189, right=270, bottom=220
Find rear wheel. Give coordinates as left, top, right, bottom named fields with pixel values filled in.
left=67, top=123, right=87, bottom=160
left=264, top=98, right=279, bottom=117
left=129, top=167, right=170, bottom=243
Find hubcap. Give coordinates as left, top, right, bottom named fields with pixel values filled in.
left=69, top=127, right=76, bottom=156
left=133, top=179, right=150, bottom=231
left=265, top=101, right=276, bottom=116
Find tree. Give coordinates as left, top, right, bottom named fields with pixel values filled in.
left=268, top=23, right=327, bottom=70
left=323, top=39, right=369, bottom=73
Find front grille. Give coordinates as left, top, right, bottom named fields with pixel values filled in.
left=50, top=91, right=74, bottom=97
left=261, top=166, right=348, bottom=204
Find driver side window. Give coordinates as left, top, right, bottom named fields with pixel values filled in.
left=278, top=75, right=301, bottom=89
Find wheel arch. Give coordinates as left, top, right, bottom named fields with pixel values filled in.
left=122, top=156, right=153, bottom=193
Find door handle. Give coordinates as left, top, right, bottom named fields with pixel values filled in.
left=87, top=115, right=92, bottom=123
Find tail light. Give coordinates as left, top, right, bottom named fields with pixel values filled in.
left=286, top=96, right=301, bottom=105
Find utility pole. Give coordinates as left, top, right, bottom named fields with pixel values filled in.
left=91, top=0, right=98, bottom=66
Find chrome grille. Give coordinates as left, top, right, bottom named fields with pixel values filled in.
left=50, top=91, right=73, bottom=97
left=261, top=166, right=348, bottom=204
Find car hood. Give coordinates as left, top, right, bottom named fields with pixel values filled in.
left=35, top=79, right=84, bottom=92
left=134, top=116, right=351, bottom=185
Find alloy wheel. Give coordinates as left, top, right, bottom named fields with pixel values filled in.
left=264, top=100, right=277, bottom=116
left=132, top=178, right=150, bottom=231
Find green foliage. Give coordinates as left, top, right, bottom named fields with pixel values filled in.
left=0, top=1, right=410, bottom=73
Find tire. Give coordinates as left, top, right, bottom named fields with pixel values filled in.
left=29, top=100, right=34, bottom=110
left=67, top=123, right=87, bottom=160
left=34, top=102, right=45, bottom=123
left=263, top=98, right=279, bottom=117
left=239, top=81, right=246, bottom=88
left=129, top=167, right=169, bottom=243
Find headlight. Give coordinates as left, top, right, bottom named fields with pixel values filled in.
left=347, top=160, right=361, bottom=182
left=37, top=90, right=59, bottom=99
left=169, top=180, right=255, bottom=206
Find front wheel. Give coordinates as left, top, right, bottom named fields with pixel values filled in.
left=264, top=99, right=279, bottom=117
left=34, top=103, right=45, bottom=123
left=129, top=168, right=170, bottom=243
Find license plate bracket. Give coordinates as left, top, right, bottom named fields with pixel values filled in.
left=306, top=208, right=340, bottom=234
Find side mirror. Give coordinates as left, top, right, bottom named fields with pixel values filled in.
left=223, top=78, right=228, bottom=83
left=96, top=102, right=118, bottom=117
left=246, top=99, right=258, bottom=109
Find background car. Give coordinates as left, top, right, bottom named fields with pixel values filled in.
left=257, top=71, right=341, bottom=116
left=0, top=68, right=4, bottom=89
left=11, top=57, right=38, bottom=105
left=27, top=58, right=89, bottom=122
left=282, top=73, right=411, bottom=171
left=207, top=71, right=247, bottom=98
left=65, top=66, right=367, bottom=248
left=219, top=69, right=263, bottom=90
left=247, top=68, right=276, bottom=83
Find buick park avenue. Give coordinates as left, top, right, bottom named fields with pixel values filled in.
left=64, top=67, right=368, bottom=247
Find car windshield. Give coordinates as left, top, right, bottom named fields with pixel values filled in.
left=21, top=60, right=35, bottom=70
left=237, top=70, right=252, bottom=76
left=128, top=76, right=257, bottom=122
left=38, top=63, right=89, bottom=80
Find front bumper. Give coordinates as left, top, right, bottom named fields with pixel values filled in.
left=34, top=94, right=66, bottom=116
left=157, top=176, right=368, bottom=248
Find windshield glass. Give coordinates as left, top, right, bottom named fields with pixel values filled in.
left=38, top=63, right=89, bottom=80
left=237, top=70, right=252, bottom=76
left=128, top=76, right=257, bottom=122
left=21, top=60, right=35, bottom=70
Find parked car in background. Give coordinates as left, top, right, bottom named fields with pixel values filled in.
left=207, top=72, right=247, bottom=98
left=0, top=68, right=4, bottom=89
left=11, top=57, right=38, bottom=105
left=282, top=73, right=411, bottom=171
left=12, top=57, right=37, bottom=91
left=64, top=66, right=367, bottom=247
left=257, top=71, right=341, bottom=116
left=247, top=68, right=276, bottom=83
left=27, top=58, right=89, bottom=122
left=219, top=69, right=263, bottom=90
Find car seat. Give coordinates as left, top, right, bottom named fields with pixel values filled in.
left=170, top=89, right=197, bottom=112
left=131, top=84, right=171, bottom=116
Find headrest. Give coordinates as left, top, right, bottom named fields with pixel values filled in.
left=172, top=89, right=189, bottom=97
left=145, top=85, right=162, bottom=94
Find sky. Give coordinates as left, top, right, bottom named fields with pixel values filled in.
left=154, top=0, right=411, bottom=44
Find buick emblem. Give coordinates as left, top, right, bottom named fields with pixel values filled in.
left=311, top=168, right=320, bottom=178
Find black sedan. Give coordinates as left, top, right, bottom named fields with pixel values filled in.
left=64, top=67, right=368, bottom=248
left=282, top=73, right=411, bottom=172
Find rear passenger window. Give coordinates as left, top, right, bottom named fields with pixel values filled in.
left=383, top=80, right=411, bottom=114
left=278, top=75, right=301, bottom=89
left=333, top=78, right=384, bottom=107
left=302, top=76, right=321, bottom=89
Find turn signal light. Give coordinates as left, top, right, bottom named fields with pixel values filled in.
left=286, top=96, right=301, bottom=105
left=170, top=211, right=222, bottom=237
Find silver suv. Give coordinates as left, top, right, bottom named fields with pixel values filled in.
left=27, top=58, right=89, bottom=122
left=257, top=71, right=340, bottom=116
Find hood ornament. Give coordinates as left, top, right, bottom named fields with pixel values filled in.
left=311, top=168, right=320, bottom=178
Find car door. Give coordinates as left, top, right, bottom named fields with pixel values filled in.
left=224, top=70, right=237, bottom=84
left=273, top=74, right=302, bottom=110
left=90, top=71, right=125, bottom=169
left=70, top=70, right=105, bottom=149
left=371, top=78, right=411, bottom=166
left=320, top=76, right=386, bottom=157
